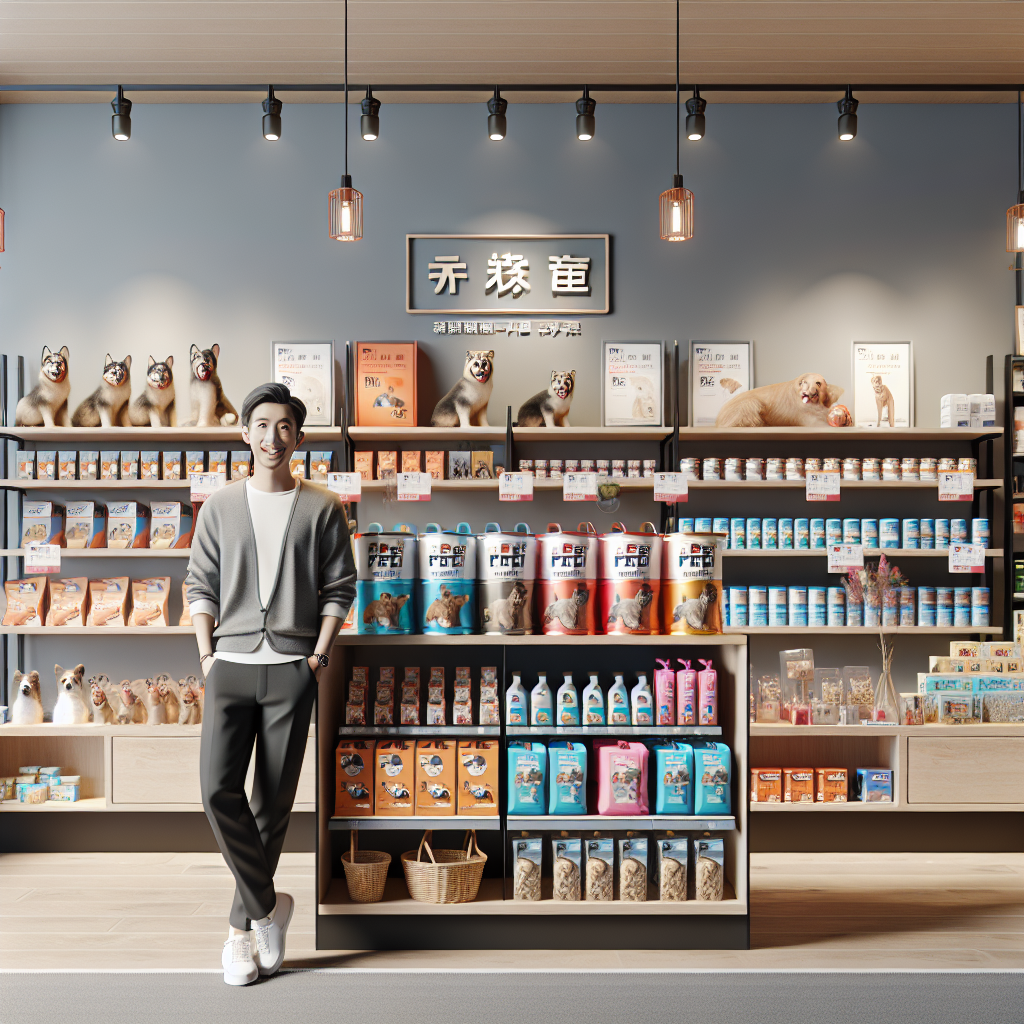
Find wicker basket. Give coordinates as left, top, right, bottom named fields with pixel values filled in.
left=341, top=829, right=391, bottom=904
left=401, top=830, right=487, bottom=904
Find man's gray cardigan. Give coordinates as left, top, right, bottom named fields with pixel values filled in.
left=185, top=478, right=356, bottom=656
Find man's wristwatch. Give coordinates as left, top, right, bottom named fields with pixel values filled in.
left=312, top=653, right=330, bottom=669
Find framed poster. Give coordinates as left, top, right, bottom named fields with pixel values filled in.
left=272, top=341, right=335, bottom=426
left=1016, top=306, right=1024, bottom=355
left=687, top=341, right=753, bottom=426
left=851, top=342, right=913, bottom=428
left=601, top=342, right=664, bottom=427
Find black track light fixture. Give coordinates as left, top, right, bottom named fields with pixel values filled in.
left=487, top=88, right=507, bottom=140
left=361, top=87, right=381, bottom=140
left=838, top=86, right=859, bottom=142
left=685, top=87, right=706, bottom=141
left=575, top=87, right=596, bottom=141
left=262, top=86, right=282, bottom=140
left=111, top=86, right=132, bottom=141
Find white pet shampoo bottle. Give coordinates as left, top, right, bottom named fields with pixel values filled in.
left=531, top=672, right=553, bottom=726
left=556, top=672, right=580, bottom=726
left=582, top=673, right=606, bottom=726
left=608, top=674, right=629, bottom=725
left=506, top=672, right=527, bottom=725
left=630, top=672, right=654, bottom=726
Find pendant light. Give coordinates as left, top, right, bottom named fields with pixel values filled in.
left=1007, top=89, right=1024, bottom=253
left=685, top=87, right=706, bottom=141
left=575, top=87, right=596, bottom=141
left=328, top=0, right=363, bottom=241
left=111, top=86, right=132, bottom=141
left=262, top=86, right=282, bottom=140
left=659, top=0, right=694, bottom=241
left=487, top=88, right=507, bottom=140
left=361, top=87, right=380, bottom=140
left=837, top=86, right=858, bottom=141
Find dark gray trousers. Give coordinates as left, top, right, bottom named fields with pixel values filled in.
left=199, top=658, right=316, bottom=930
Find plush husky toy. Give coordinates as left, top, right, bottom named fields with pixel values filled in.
left=11, top=670, right=44, bottom=725
left=72, top=353, right=132, bottom=427
left=186, top=344, right=237, bottom=426
left=516, top=370, right=575, bottom=427
left=431, top=350, right=494, bottom=427
left=52, top=663, right=91, bottom=725
left=128, top=355, right=175, bottom=426
left=16, top=346, right=71, bottom=427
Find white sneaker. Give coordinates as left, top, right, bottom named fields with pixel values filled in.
left=254, top=893, right=294, bottom=977
left=222, top=934, right=258, bottom=986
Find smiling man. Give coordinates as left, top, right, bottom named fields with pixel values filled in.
left=186, top=382, right=355, bottom=986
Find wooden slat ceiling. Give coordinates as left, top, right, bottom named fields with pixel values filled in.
left=0, top=1, right=1022, bottom=103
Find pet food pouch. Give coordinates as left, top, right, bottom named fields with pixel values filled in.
left=106, top=502, right=150, bottom=549
left=130, top=577, right=170, bottom=626
left=418, top=523, right=476, bottom=634
left=21, top=501, right=65, bottom=548
left=584, top=837, right=614, bottom=901
left=2, top=578, right=47, bottom=627
left=477, top=522, right=537, bottom=635
left=653, top=742, right=694, bottom=815
left=351, top=523, right=416, bottom=634
left=656, top=835, right=689, bottom=901
left=598, top=522, right=662, bottom=635
left=415, top=739, right=456, bottom=816
left=334, top=740, right=374, bottom=816
left=597, top=741, right=650, bottom=815
left=457, top=741, right=499, bottom=816
left=308, top=451, right=332, bottom=480
left=536, top=523, right=598, bottom=635
left=618, top=836, right=649, bottom=902
left=375, top=740, right=414, bottom=815
left=179, top=582, right=191, bottom=626
left=140, top=451, right=160, bottom=480
left=551, top=835, right=583, bottom=901
left=695, top=836, right=726, bottom=901
left=662, top=531, right=725, bottom=635
left=150, top=502, right=194, bottom=549
left=86, top=578, right=130, bottom=626
left=548, top=741, right=588, bottom=815
left=507, top=741, right=547, bottom=815
left=64, top=502, right=106, bottom=548
left=693, top=741, right=732, bottom=815
left=45, top=577, right=89, bottom=627
left=512, top=836, right=543, bottom=901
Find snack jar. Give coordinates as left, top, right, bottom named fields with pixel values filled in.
left=536, top=523, right=599, bottom=635
left=477, top=522, right=537, bottom=635
left=351, top=523, right=417, bottom=634
left=418, top=523, right=476, bottom=635
left=662, top=530, right=725, bottom=635
left=599, top=522, right=662, bottom=635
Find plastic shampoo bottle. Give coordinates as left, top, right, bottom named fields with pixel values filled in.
left=631, top=673, right=654, bottom=726
left=582, top=673, right=606, bottom=726
left=506, top=672, right=527, bottom=726
left=608, top=674, right=629, bottom=725
left=556, top=672, right=580, bottom=726
left=531, top=673, right=553, bottom=726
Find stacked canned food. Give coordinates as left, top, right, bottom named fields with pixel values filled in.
left=679, top=456, right=976, bottom=481
left=518, top=459, right=657, bottom=479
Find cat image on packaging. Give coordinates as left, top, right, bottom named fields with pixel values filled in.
left=506, top=672, right=527, bottom=725
left=676, top=660, right=697, bottom=726
left=607, top=674, right=629, bottom=725
left=548, top=741, right=587, bottom=814
left=582, top=673, right=606, bottom=725
left=415, top=739, right=456, bottom=816
left=457, top=741, right=499, bottom=815
left=693, top=740, right=732, bottom=815
left=375, top=740, right=415, bottom=815
left=654, top=659, right=676, bottom=726
left=150, top=502, right=194, bottom=549
left=106, top=502, right=150, bottom=549
left=698, top=659, right=718, bottom=726
left=531, top=672, right=553, bottom=726
left=65, top=502, right=106, bottom=549
left=630, top=673, right=654, bottom=726
left=556, top=673, right=580, bottom=726
left=21, top=501, right=65, bottom=548
left=507, top=741, right=547, bottom=814
left=335, top=740, right=374, bottom=816
left=654, top=742, right=694, bottom=814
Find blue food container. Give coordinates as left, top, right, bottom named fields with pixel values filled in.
left=861, top=518, right=879, bottom=548
left=972, top=519, right=990, bottom=546
left=795, top=519, right=810, bottom=549
left=729, top=518, right=746, bottom=550
left=418, top=522, right=477, bottom=634
left=749, top=585, right=768, bottom=627
left=854, top=768, right=892, bottom=803
left=846, top=599, right=864, bottom=627
left=809, top=519, right=825, bottom=549
left=351, top=523, right=417, bottom=634
left=788, top=586, right=808, bottom=627
left=827, top=587, right=846, bottom=626
left=920, top=519, right=935, bottom=549
left=972, top=587, right=990, bottom=627
left=654, top=742, right=694, bottom=815
left=548, top=741, right=587, bottom=815
left=842, top=518, right=861, bottom=544
left=746, top=518, right=761, bottom=549
left=901, top=519, right=920, bottom=549
left=808, top=586, right=827, bottom=627
left=936, top=587, right=954, bottom=626
left=695, top=517, right=713, bottom=533
left=729, top=586, right=748, bottom=627
left=879, top=518, right=900, bottom=549
left=762, top=518, right=778, bottom=549
left=935, top=519, right=950, bottom=549
left=768, top=586, right=788, bottom=627
left=712, top=517, right=729, bottom=535
left=918, top=586, right=936, bottom=627
left=508, top=741, right=547, bottom=815
left=680, top=518, right=695, bottom=533
left=825, top=519, right=842, bottom=546
left=692, top=740, right=732, bottom=815
left=779, top=518, right=794, bottom=549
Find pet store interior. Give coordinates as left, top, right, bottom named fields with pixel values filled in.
left=0, top=1, right=1022, bottom=1021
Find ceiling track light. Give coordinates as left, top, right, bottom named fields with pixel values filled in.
left=575, top=86, right=596, bottom=140
left=660, top=0, right=694, bottom=240
left=262, top=85, right=282, bottom=140
left=487, top=87, right=507, bottom=140
left=111, top=85, right=132, bottom=141
left=838, top=86, right=859, bottom=141
left=328, top=0, right=362, bottom=241
left=361, top=86, right=381, bottom=140
left=1007, top=89, right=1024, bottom=254
left=685, top=87, right=706, bottom=141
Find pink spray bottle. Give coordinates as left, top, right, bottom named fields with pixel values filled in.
left=654, top=658, right=675, bottom=726
left=698, top=658, right=718, bottom=726
left=676, top=660, right=697, bottom=726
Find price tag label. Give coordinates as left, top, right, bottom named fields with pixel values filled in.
left=562, top=471, right=598, bottom=502
left=327, top=472, right=362, bottom=502
left=499, top=472, right=534, bottom=502
left=25, top=543, right=60, bottom=574
left=938, top=471, right=974, bottom=501
left=828, top=543, right=864, bottom=573
left=949, top=542, right=986, bottom=574
left=189, top=472, right=227, bottom=503
left=397, top=472, right=431, bottom=501
left=806, top=471, right=840, bottom=502
left=653, top=472, right=688, bottom=503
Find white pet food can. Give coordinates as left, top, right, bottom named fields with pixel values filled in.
left=749, top=585, right=768, bottom=627
left=882, top=458, right=901, bottom=481
left=900, top=458, right=920, bottom=480
left=768, top=586, right=788, bottom=627
left=702, top=458, right=722, bottom=481
left=724, top=458, right=744, bottom=481
left=766, top=458, right=786, bottom=480
left=744, top=458, right=764, bottom=480
left=920, top=458, right=938, bottom=480
left=936, top=587, right=954, bottom=626
left=953, top=587, right=971, bottom=627
left=841, top=458, right=862, bottom=480
left=785, top=458, right=805, bottom=480
left=971, top=587, right=990, bottom=627
left=827, top=587, right=846, bottom=626
left=862, top=458, right=881, bottom=481
left=679, top=458, right=699, bottom=480
left=804, top=458, right=822, bottom=473
left=808, top=586, right=827, bottom=627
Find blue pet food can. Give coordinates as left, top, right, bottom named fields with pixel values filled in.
left=762, top=518, right=778, bottom=549
left=729, top=587, right=748, bottom=628
left=846, top=599, right=864, bottom=627
left=842, top=518, right=861, bottom=544
left=712, top=517, right=729, bottom=535
left=680, top=518, right=695, bottom=533
left=695, top=517, right=714, bottom=534
left=899, top=587, right=916, bottom=627
left=808, top=586, right=827, bottom=627
left=971, top=587, right=990, bottom=627
left=936, top=587, right=954, bottom=627
left=794, top=519, right=809, bottom=549
left=972, top=519, right=990, bottom=546
left=920, top=519, right=935, bottom=549
left=788, top=586, right=808, bottom=627
left=879, top=518, right=900, bottom=549
left=935, top=519, right=950, bottom=549
left=861, top=518, right=879, bottom=549
left=953, top=587, right=971, bottom=627
left=352, top=523, right=418, bottom=634
left=825, top=519, right=842, bottom=547
left=827, top=587, right=846, bottom=627
left=749, top=585, right=768, bottom=627
left=901, top=519, right=920, bottom=549
left=729, top=518, right=746, bottom=550
left=809, top=519, right=825, bottom=549
left=951, top=519, right=968, bottom=542
left=779, top=518, right=794, bottom=549
left=418, top=522, right=477, bottom=634
left=746, top=518, right=762, bottom=550
left=918, top=586, right=936, bottom=627
left=768, top=586, right=788, bottom=627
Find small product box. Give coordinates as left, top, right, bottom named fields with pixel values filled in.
left=334, top=739, right=375, bottom=816
left=65, top=501, right=106, bottom=549
left=479, top=666, right=500, bottom=725
left=79, top=451, right=99, bottom=480
left=36, top=451, right=56, bottom=480
left=815, top=767, right=849, bottom=803
left=308, top=451, right=332, bottom=480
left=551, top=835, right=583, bottom=901
left=106, top=502, right=150, bottom=548
left=21, top=500, right=66, bottom=547
left=400, top=667, right=421, bottom=725
left=940, top=394, right=970, bottom=428
left=783, top=767, right=815, bottom=803
left=289, top=453, right=307, bottom=479
left=100, top=451, right=120, bottom=480
left=353, top=342, right=418, bottom=427
left=47, top=783, right=80, bottom=802
left=854, top=768, right=893, bottom=802
left=140, top=451, right=161, bottom=480
left=448, top=451, right=471, bottom=480
left=87, top=578, right=130, bottom=626
left=130, top=577, right=170, bottom=626
left=2, top=578, right=48, bottom=627
left=46, top=577, right=89, bottom=626
left=150, top=502, right=194, bottom=549
left=968, top=393, right=996, bottom=429
left=374, top=740, right=415, bottom=815
left=208, top=451, right=228, bottom=476
left=376, top=451, right=397, bottom=479
left=16, top=783, right=50, bottom=805
left=57, top=451, right=77, bottom=480
left=120, top=451, right=140, bottom=479
left=185, top=451, right=206, bottom=475
left=230, top=452, right=250, bottom=481
left=414, top=739, right=456, bottom=816
left=345, top=667, right=368, bottom=726
left=457, top=741, right=499, bottom=815
left=750, top=768, right=782, bottom=803
left=512, top=835, right=543, bottom=901
left=471, top=451, right=494, bottom=479
left=353, top=451, right=373, bottom=481
left=401, top=450, right=422, bottom=474
left=161, top=451, right=182, bottom=480
left=16, top=451, right=35, bottom=480
left=373, top=667, right=395, bottom=726
left=425, top=450, right=445, bottom=480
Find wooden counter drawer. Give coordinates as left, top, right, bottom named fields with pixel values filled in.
left=907, top=737, right=1024, bottom=805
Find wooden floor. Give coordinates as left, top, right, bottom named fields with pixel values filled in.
left=1, top=852, right=1021, bottom=971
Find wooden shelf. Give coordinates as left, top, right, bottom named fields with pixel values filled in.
left=348, top=426, right=670, bottom=443
left=507, top=725, right=722, bottom=737
left=3, top=426, right=343, bottom=445
left=359, top=478, right=657, bottom=493
left=0, top=796, right=107, bottom=812
left=0, top=625, right=194, bottom=635
left=724, top=548, right=1002, bottom=558
left=687, top=478, right=1001, bottom=490
left=337, top=725, right=500, bottom=737
left=329, top=816, right=501, bottom=831
left=728, top=626, right=1002, bottom=635
left=678, top=427, right=1000, bottom=442
left=749, top=801, right=896, bottom=812
left=0, top=723, right=204, bottom=737
left=507, top=814, right=736, bottom=831
left=335, top=633, right=747, bottom=646
left=0, top=548, right=190, bottom=558
left=2, top=479, right=188, bottom=490
left=750, top=723, right=1024, bottom=737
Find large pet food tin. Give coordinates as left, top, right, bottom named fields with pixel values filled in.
left=599, top=522, right=663, bottom=635
left=662, top=532, right=725, bottom=635
left=537, top=523, right=599, bottom=635
left=477, top=522, right=536, bottom=635
left=749, top=585, right=768, bottom=626
left=418, top=523, right=476, bottom=635
left=971, top=587, right=990, bottom=627
left=351, top=523, right=417, bottom=634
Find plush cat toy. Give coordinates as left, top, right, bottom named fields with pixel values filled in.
left=128, top=355, right=175, bottom=426
left=431, top=350, right=494, bottom=427
left=72, top=353, right=132, bottom=427
left=11, top=670, right=44, bottom=725
left=516, top=370, right=575, bottom=427
left=16, top=346, right=71, bottom=427
left=52, top=663, right=91, bottom=726
left=186, top=344, right=237, bottom=426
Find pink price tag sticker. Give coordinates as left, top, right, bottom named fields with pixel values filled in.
left=499, top=472, right=533, bottom=502
left=806, top=471, right=840, bottom=502
left=397, top=472, right=431, bottom=501
left=189, top=472, right=227, bottom=503
left=24, top=543, right=60, bottom=574
left=948, top=542, right=986, bottom=573
left=938, top=471, right=974, bottom=502
left=562, top=471, right=598, bottom=502
left=653, top=472, right=688, bottom=503
left=327, top=472, right=362, bottom=502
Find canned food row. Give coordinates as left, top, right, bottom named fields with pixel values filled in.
left=517, top=459, right=657, bottom=479
left=679, top=456, right=977, bottom=482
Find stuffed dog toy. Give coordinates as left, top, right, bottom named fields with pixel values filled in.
left=715, top=373, right=844, bottom=428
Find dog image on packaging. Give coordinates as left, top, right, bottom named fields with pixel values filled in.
left=2, top=578, right=48, bottom=627
left=65, top=502, right=106, bottom=549
left=415, top=739, right=456, bottom=815
left=86, top=578, right=130, bottom=626
left=375, top=740, right=414, bottom=815
left=21, top=501, right=65, bottom=548
left=46, top=578, right=89, bottom=626
left=150, top=502, right=194, bottom=549
left=107, top=502, right=150, bottom=549
left=457, top=741, right=499, bottom=815
left=335, top=740, right=374, bottom=816
left=693, top=741, right=732, bottom=815
left=507, top=741, right=547, bottom=814
left=130, top=577, right=170, bottom=626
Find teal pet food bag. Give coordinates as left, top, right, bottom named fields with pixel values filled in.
left=653, top=741, right=694, bottom=815
left=548, top=741, right=588, bottom=815
left=692, top=740, right=732, bottom=815
left=508, top=741, right=547, bottom=815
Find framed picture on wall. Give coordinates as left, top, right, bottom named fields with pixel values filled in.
left=271, top=341, right=335, bottom=426
left=601, top=342, right=664, bottom=426
left=851, top=341, right=914, bottom=428
left=1016, top=307, right=1024, bottom=355
left=687, top=341, right=753, bottom=426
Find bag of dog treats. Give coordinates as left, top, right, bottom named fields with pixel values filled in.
left=512, top=835, right=542, bottom=901
left=130, top=577, right=170, bottom=626
left=551, top=835, right=582, bottom=901
left=46, top=577, right=89, bottom=627
left=3, top=578, right=47, bottom=627
left=618, top=836, right=648, bottom=902
left=656, top=835, right=689, bottom=901
left=584, top=837, right=614, bottom=901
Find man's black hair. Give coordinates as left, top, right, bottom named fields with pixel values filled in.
left=241, top=382, right=307, bottom=432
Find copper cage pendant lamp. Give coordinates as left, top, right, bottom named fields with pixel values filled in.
left=659, top=0, right=694, bottom=241
left=1007, top=89, right=1024, bottom=254
left=328, top=0, right=363, bottom=241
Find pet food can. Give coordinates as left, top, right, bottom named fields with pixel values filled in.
left=846, top=599, right=864, bottom=627
left=900, top=587, right=916, bottom=626
left=729, top=518, right=746, bottom=550
left=841, top=458, right=862, bottom=480
left=825, top=519, right=842, bottom=546
left=611, top=460, right=626, bottom=478
left=680, top=518, right=695, bottom=533
left=712, top=517, right=729, bottom=535
left=958, top=458, right=978, bottom=475
left=842, top=518, right=861, bottom=544
left=901, top=519, right=920, bottom=549
left=972, top=519, right=990, bottom=546
left=580, top=459, right=596, bottom=473
left=701, top=458, right=722, bottom=481
left=810, top=518, right=826, bottom=549
left=920, top=519, right=935, bottom=549
left=550, top=459, right=565, bottom=480
left=766, top=458, right=786, bottom=480
left=642, top=460, right=656, bottom=477
left=788, top=586, right=808, bottom=627
left=805, top=458, right=822, bottom=473
left=785, top=458, right=805, bottom=480
left=720, top=586, right=729, bottom=628
left=971, top=587, right=990, bottom=627
left=596, top=459, right=611, bottom=477
left=477, top=523, right=537, bottom=636
left=745, top=518, right=761, bottom=549
left=808, top=586, right=827, bottom=627
left=662, top=531, right=725, bottom=635
left=900, top=458, right=920, bottom=480
left=823, top=458, right=841, bottom=473
left=534, top=459, right=548, bottom=479
left=862, top=458, right=881, bottom=481
left=938, top=458, right=957, bottom=473
left=627, top=459, right=641, bottom=479
left=951, top=518, right=968, bottom=542
left=518, top=459, right=534, bottom=474
left=724, top=458, right=744, bottom=481
left=935, top=519, right=950, bottom=548
left=827, top=587, right=846, bottom=626
left=679, top=458, right=699, bottom=480
left=879, top=518, right=900, bottom=549
left=861, top=518, right=879, bottom=548
left=598, top=522, right=663, bottom=635
left=936, top=587, right=954, bottom=627
left=768, top=586, right=788, bottom=627
left=795, top=518, right=810, bottom=549
left=351, top=523, right=417, bottom=634
left=729, top=587, right=749, bottom=628
left=882, top=592, right=899, bottom=627
left=745, top=458, right=764, bottom=480
left=762, top=518, right=778, bottom=549
left=565, top=459, right=580, bottom=474
left=418, top=523, right=477, bottom=635
left=537, top=523, right=599, bottom=635
left=696, top=517, right=714, bottom=533
left=779, top=518, right=794, bottom=549
left=882, top=457, right=901, bottom=481
left=918, top=586, right=937, bottom=627
left=920, top=458, right=938, bottom=480
left=953, top=587, right=971, bottom=627
left=749, top=585, right=768, bottom=627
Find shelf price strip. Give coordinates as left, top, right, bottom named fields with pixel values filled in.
left=562, top=471, right=598, bottom=502
left=949, top=542, right=986, bottom=574
left=327, top=472, right=362, bottom=502
left=397, top=472, right=432, bottom=502
left=653, top=472, right=688, bottom=504
left=499, top=472, right=534, bottom=502
left=806, top=471, right=840, bottom=502
left=938, top=471, right=974, bottom=502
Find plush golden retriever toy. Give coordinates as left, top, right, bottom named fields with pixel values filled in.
left=715, top=373, right=845, bottom=428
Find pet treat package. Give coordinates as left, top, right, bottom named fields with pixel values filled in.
left=16, top=452, right=34, bottom=480
left=654, top=659, right=676, bottom=725
left=751, top=768, right=783, bottom=803
left=618, top=836, right=649, bottom=902
left=479, top=665, right=500, bottom=725
left=107, top=502, right=150, bottom=549
left=694, top=836, right=726, bottom=901
left=373, top=668, right=394, bottom=725
left=471, top=451, right=493, bottom=478
left=415, top=739, right=456, bottom=816
left=584, top=837, right=615, bottom=901
left=351, top=524, right=416, bottom=634
left=854, top=767, right=893, bottom=803
left=346, top=667, right=368, bottom=726
left=598, top=522, right=662, bottom=635
left=401, top=450, right=422, bottom=474
left=353, top=342, right=418, bottom=427
left=548, top=741, right=588, bottom=815
left=815, top=766, right=849, bottom=802
left=179, top=582, right=191, bottom=626
left=86, top=578, right=130, bottom=626
left=447, top=451, right=470, bottom=480
left=120, top=451, right=140, bottom=479
left=36, top=451, right=56, bottom=480
left=783, top=767, right=815, bottom=803
left=21, top=501, right=65, bottom=547
left=536, top=523, right=599, bottom=635
left=596, top=740, right=650, bottom=815
left=452, top=666, right=472, bottom=725
left=653, top=742, right=694, bottom=815
left=140, top=451, right=160, bottom=480
left=130, top=577, right=170, bottom=626
left=79, top=452, right=98, bottom=480
left=230, top=452, right=250, bottom=481
left=47, top=783, right=80, bottom=802
left=100, top=451, right=119, bottom=479
left=335, top=740, right=374, bottom=816
left=418, top=523, right=476, bottom=634
left=457, top=741, right=499, bottom=815
left=185, top=451, right=205, bottom=475
left=477, top=522, right=537, bottom=635
left=661, top=531, right=725, bottom=635
left=376, top=451, right=396, bottom=479
left=656, top=836, right=689, bottom=901
left=353, top=451, right=373, bottom=481
left=374, top=740, right=415, bottom=815
left=551, top=835, right=583, bottom=901
left=161, top=452, right=182, bottom=480
left=425, top=450, right=445, bottom=480
left=508, top=741, right=547, bottom=815
left=309, top=451, right=332, bottom=480
left=426, top=666, right=446, bottom=725
left=400, top=667, right=421, bottom=725
left=58, top=451, right=77, bottom=480
left=208, top=451, right=228, bottom=476
left=2, top=578, right=47, bottom=627
left=512, top=836, right=543, bottom=901
left=289, top=454, right=307, bottom=479
left=150, top=502, right=194, bottom=549
left=693, top=741, right=732, bottom=815
left=45, top=577, right=89, bottom=627
left=65, top=502, right=106, bottom=548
